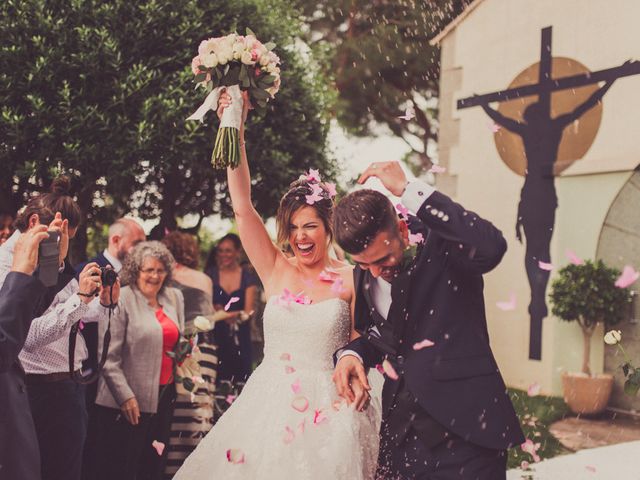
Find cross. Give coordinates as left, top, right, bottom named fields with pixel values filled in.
left=458, top=27, right=640, bottom=110
left=456, top=26, right=640, bottom=361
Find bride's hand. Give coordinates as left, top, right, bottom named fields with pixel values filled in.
left=333, top=355, right=370, bottom=404
left=216, top=90, right=232, bottom=120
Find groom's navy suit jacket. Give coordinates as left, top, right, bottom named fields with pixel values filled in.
left=346, top=190, right=524, bottom=451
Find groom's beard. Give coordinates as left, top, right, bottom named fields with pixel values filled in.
left=380, top=265, right=401, bottom=283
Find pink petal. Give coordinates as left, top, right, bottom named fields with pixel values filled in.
left=325, top=182, right=337, bottom=198
left=226, top=394, right=236, bottom=405
left=291, top=378, right=301, bottom=394
left=283, top=426, right=295, bottom=444
left=78, top=320, right=84, bottom=331
left=487, top=121, right=502, bottom=133
left=428, top=165, right=446, bottom=174
left=318, top=270, right=335, bottom=282
left=382, top=359, right=399, bottom=380
left=224, top=296, right=240, bottom=311
left=496, top=292, right=516, bottom=311
left=408, top=232, right=424, bottom=245
left=585, top=465, right=597, bottom=473
left=226, top=448, right=245, bottom=464
left=375, top=364, right=385, bottom=375
left=330, top=277, right=345, bottom=294
left=298, top=419, right=306, bottom=434
left=398, top=105, right=415, bottom=121
left=395, top=203, right=410, bottom=219
left=285, top=366, right=296, bottom=374
left=615, top=265, right=640, bottom=288
left=291, top=396, right=309, bottom=413
left=413, top=339, right=435, bottom=350
left=566, top=249, right=584, bottom=265
left=306, top=169, right=321, bottom=183
left=151, top=440, right=165, bottom=456
left=313, top=409, right=328, bottom=425
left=280, top=353, right=292, bottom=361
left=527, top=382, right=541, bottom=397
left=538, top=260, right=554, bottom=271
left=305, top=192, right=323, bottom=205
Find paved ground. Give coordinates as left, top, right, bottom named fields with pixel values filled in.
left=508, top=412, right=640, bottom=479
left=549, top=413, right=640, bottom=450
left=507, top=440, right=640, bottom=479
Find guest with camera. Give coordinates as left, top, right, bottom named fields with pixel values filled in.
left=0, top=225, right=51, bottom=480
left=94, top=241, right=185, bottom=480
left=0, top=177, right=120, bottom=480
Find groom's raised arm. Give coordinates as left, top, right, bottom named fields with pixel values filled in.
left=358, top=161, right=506, bottom=275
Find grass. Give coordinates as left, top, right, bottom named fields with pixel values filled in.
left=507, top=388, right=572, bottom=469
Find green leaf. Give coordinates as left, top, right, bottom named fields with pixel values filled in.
left=194, top=73, right=207, bottom=83
left=264, top=41, right=276, bottom=51
left=246, top=27, right=256, bottom=37
left=239, top=64, right=250, bottom=88
left=198, top=65, right=208, bottom=72
left=622, top=363, right=630, bottom=377
left=624, top=379, right=640, bottom=397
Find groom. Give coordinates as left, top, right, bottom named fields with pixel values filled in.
left=333, top=161, right=524, bottom=479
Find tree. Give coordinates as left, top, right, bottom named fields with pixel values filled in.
left=549, top=260, right=632, bottom=376
left=294, top=0, right=470, bottom=172
left=0, top=0, right=335, bottom=261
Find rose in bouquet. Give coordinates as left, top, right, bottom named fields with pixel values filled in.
left=187, top=28, right=281, bottom=169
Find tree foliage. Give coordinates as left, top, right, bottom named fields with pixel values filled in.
left=293, top=0, right=471, bottom=170
left=0, top=0, right=335, bottom=260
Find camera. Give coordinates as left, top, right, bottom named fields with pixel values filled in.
left=100, top=267, right=118, bottom=287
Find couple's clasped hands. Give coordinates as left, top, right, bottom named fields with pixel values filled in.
left=333, top=354, right=372, bottom=412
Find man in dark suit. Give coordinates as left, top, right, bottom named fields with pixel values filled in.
left=0, top=225, right=50, bottom=480
left=333, top=161, right=524, bottom=479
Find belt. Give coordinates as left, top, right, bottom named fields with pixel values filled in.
left=25, top=369, right=82, bottom=383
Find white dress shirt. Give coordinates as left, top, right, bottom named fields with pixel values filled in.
left=102, top=248, right=123, bottom=273
left=340, top=179, right=435, bottom=362
left=0, top=230, right=110, bottom=374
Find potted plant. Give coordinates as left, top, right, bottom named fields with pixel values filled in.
left=549, top=260, right=632, bottom=414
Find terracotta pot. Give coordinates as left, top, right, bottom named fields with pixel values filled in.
left=561, top=372, right=614, bottom=415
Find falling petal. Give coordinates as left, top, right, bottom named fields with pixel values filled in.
left=408, top=232, right=424, bottom=245
left=280, top=353, right=292, bottom=361
left=285, top=366, right=296, bottom=374
left=538, top=261, right=553, bottom=271
left=566, top=249, right=584, bottom=265
left=291, top=378, right=301, bottom=394
left=325, top=182, right=337, bottom=198
left=413, top=339, right=435, bottom=350
left=226, top=448, right=245, bottom=464
left=398, top=105, right=415, bottom=121
left=313, top=409, right=328, bottom=425
left=226, top=395, right=236, bottom=404
left=152, top=440, right=165, bottom=456
left=428, top=165, right=446, bottom=174
left=615, top=265, right=639, bottom=288
left=395, top=203, right=410, bottom=219
left=224, top=296, right=240, bottom=311
left=585, top=465, right=596, bottom=473
left=487, top=121, right=502, bottom=133
left=496, top=292, right=517, bottom=311
left=291, top=396, right=309, bottom=413
left=283, top=426, right=295, bottom=444
left=298, top=419, right=306, bottom=434
left=382, top=359, right=399, bottom=380
left=79, top=321, right=84, bottom=331
left=527, top=382, right=541, bottom=397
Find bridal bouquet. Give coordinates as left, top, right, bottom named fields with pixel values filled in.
left=187, top=29, right=282, bottom=169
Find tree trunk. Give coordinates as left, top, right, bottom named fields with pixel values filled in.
left=581, top=325, right=594, bottom=376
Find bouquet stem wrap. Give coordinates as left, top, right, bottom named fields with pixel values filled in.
left=187, top=84, right=244, bottom=169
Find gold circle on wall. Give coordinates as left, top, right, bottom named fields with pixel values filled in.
left=494, top=57, right=602, bottom=176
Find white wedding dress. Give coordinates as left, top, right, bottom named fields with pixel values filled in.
left=173, top=296, right=381, bottom=479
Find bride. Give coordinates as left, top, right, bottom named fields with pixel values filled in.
left=173, top=92, right=380, bottom=479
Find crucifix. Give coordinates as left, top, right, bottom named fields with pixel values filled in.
left=458, top=26, right=640, bottom=360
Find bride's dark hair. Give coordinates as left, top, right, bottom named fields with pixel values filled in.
left=14, top=176, right=82, bottom=231
left=275, top=178, right=334, bottom=248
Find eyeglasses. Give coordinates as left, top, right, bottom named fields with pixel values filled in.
left=140, top=268, right=167, bottom=276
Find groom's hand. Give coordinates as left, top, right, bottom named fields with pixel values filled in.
left=357, top=161, right=408, bottom=197
left=333, top=355, right=370, bottom=404
left=351, top=377, right=371, bottom=412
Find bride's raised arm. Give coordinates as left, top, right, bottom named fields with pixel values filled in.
left=218, top=91, right=282, bottom=284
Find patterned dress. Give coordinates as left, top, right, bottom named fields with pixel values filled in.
left=164, top=284, right=218, bottom=478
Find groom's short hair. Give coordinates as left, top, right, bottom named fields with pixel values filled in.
left=333, top=189, right=398, bottom=254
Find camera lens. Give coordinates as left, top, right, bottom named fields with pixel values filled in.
left=101, top=268, right=118, bottom=287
